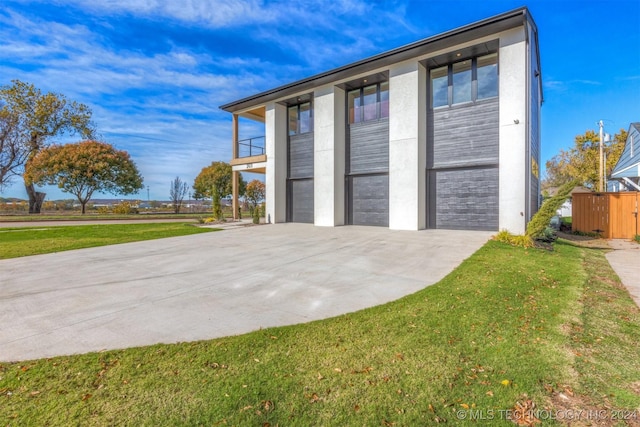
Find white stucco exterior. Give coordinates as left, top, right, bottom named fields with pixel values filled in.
left=265, top=102, right=287, bottom=223
left=388, top=61, right=427, bottom=230
left=498, top=27, right=528, bottom=234
left=314, top=85, right=345, bottom=226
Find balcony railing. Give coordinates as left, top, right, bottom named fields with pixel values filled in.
left=237, top=136, right=265, bottom=158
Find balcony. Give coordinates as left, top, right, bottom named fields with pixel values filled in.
left=230, top=107, right=267, bottom=173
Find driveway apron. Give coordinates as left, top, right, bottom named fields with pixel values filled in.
left=0, top=224, right=492, bottom=361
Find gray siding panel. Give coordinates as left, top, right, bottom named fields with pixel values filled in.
left=612, top=125, right=640, bottom=176
left=348, top=119, right=389, bottom=174
left=349, top=175, right=389, bottom=227
left=289, top=132, right=314, bottom=179
left=289, top=179, right=314, bottom=223
left=428, top=98, right=499, bottom=169
left=428, top=167, right=498, bottom=231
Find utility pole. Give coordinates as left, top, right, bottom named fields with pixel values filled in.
left=598, top=120, right=604, bottom=192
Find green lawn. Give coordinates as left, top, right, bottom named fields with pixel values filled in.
left=1, top=241, right=639, bottom=426
left=0, top=213, right=206, bottom=222
left=0, top=223, right=219, bottom=259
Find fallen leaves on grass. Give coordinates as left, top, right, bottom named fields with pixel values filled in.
left=510, top=399, right=540, bottom=426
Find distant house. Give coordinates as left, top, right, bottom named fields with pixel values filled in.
left=220, top=7, right=542, bottom=233
left=609, top=122, right=640, bottom=192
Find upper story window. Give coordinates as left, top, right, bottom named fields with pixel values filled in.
left=288, top=102, right=313, bottom=136
left=348, top=82, right=389, bottom=124
left=431, top=53, right=498, bottom=108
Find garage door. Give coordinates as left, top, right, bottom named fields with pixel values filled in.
left=348, top=174, right=389, bottom=226
left=427, top=166, right=498, bottom=231
left=289, top=179, right=314, bottom=223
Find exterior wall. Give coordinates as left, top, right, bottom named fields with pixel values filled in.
left=265, top=102, right=287, bottom=223
left=428, top=100, right=499, bottom=168
left=348, top=120, right=389, bottom=173
left=612, top=124, right=640, bottom=180
left=498, top=27, right=528, bottom=234
left=389, top=61, right=427, bottom=230
left=288, top=133, right=314, bottom=178
left=527, top=23, right=542, bottom=221
left=314, top=85, right=345, bottom=226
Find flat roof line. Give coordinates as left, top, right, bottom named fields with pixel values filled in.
left=220, top=7, right=533, bottom=112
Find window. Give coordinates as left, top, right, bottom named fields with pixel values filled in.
left=452, top=60, right=472, bottom=104
left=477, top=54, right=498, bottom=99
left=288, top=102, right=313, bottom=135
left=431, top=66, right=448, bottom=108
left=431, top=53, right=498, bottom=108
left=379, top=81, right=389, bottom=118
left=348, top=89, right=362, bottom=123
left=348, top=82, right=389, bottom=124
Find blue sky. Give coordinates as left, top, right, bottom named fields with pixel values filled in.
left=1, top=0, right=639, bottom=201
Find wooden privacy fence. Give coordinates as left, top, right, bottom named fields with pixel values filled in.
left=572, top=192, right=640, bottom=239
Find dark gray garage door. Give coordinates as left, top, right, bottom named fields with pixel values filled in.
left=288, top=179, right=314, bottom=223
left=427, top=166, right=498, bottom=231
left=347, top=174, right=389, bottom=226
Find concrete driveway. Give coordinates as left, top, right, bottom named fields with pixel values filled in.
left=0, top=224, right=491, bottom=361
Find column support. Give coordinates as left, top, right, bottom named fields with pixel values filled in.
left=231, top=114, right=239, bottom=220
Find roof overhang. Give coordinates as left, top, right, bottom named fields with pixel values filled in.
left=220, top=7, right=537, bottom=113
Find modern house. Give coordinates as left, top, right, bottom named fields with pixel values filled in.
left=220, top=7, right=542, bottom=233
left=608, top=122, right=640, bottom=192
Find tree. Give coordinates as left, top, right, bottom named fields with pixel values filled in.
left=245, top=179, right=265, bottom=216
left=193, top=161, right=244, bottom=220
left=25, top=140, right=143, bottom=214
left=543, top=129, right=627, bottom=191
left=0, top=80, right=95, bottom=213
left=169, top=176, right=188, bottom=214
left=0, top=109, right=27, bottom=189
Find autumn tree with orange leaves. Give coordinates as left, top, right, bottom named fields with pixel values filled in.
left=0, top=80, right=95, bottom=213
left=25, top=140, right=143, bottom=214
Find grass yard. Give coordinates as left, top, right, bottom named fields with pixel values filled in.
left=1, top=241, right=639, bottom=426
left=0, top=213, right=206, bottom=222
left=0, top=223, right=219, bottom=259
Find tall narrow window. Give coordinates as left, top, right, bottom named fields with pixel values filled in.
left=380, top=81, right=389, bottom=118
left=452, top=60, right=472, bottom=104
left=288, top=102, right=313, bottom=135
left=348, top=89, right=362, bottom=124
left=288, top=106, right=298, bottom=136
left=362, top=85, right=378, bottom=121
left=299, top=102, right=311, bottom=133
left=431, top=66, right=448, bottom=108
left=477, top=53, right=498, bottom=99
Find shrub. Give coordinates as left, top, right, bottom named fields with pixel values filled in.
left=112, top=201, right=138, bottom=215
left=526, top=180, right=579, bottom=239
left=252, top=206, right=260, bottom=224
left=493, top=229, right=534, bottom=248
left=634, top=235, right=640, bottom=244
